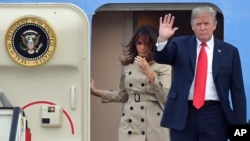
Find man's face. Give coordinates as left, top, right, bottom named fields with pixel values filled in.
left=191, top=14, right=217, bottom=42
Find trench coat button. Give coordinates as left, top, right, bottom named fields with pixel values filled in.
left=128, top=71, right=132, bottom=75
left=129, top=83, right=133, bottom=87
left=128, top=119, right=132, bottom=123
left=157, top=112, right=161, bottom=116
left=141, top=118, right=144, bottom=122
left=130, top=106, right=133, bottom=110
left=141, top=83, right=145, bottom=87
left=140, top=106, right=144, bottom=110
left=128, top=131, right=132, bottom=135
left=141, top=131, right=145, bottom=135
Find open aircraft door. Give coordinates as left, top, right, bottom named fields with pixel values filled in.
left=0, top=3, right=90, bottom=141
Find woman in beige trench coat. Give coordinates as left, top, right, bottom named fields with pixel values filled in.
left=91, top=25, right=171, bottom=141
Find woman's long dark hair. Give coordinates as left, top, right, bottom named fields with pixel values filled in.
left=119, top=25, right=158, bottom=65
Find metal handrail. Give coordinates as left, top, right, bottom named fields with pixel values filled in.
left=0, top=90, right=13, bottom=107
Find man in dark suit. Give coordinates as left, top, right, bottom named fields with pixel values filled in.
left=154, top=6, right=246, bottom=141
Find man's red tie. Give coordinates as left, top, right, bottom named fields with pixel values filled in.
left=193, top=42, right=207, bottom=109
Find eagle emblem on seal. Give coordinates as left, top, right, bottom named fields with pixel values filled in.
left=20, top=30, right=43, bottom=54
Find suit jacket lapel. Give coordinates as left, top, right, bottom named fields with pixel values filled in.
left=188, top=37, right=197, bottom=74
left=212, top=40, right=223, bottom=78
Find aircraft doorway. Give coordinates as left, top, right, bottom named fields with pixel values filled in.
left=91, top=3, right=223, bottom=141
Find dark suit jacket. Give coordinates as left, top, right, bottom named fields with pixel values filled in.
left=154, top=35, right=246, bottom=130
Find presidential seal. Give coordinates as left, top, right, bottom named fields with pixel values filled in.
left=5, top=16, right=56, bottom=67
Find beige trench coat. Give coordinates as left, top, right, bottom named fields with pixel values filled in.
left=101, top=62, right=171, bottom=141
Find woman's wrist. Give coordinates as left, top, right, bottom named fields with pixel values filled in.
left=146, top=71, right=155, bottom=83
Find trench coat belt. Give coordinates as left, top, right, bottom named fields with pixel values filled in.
left=128, top=94, right=157, bottom=102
